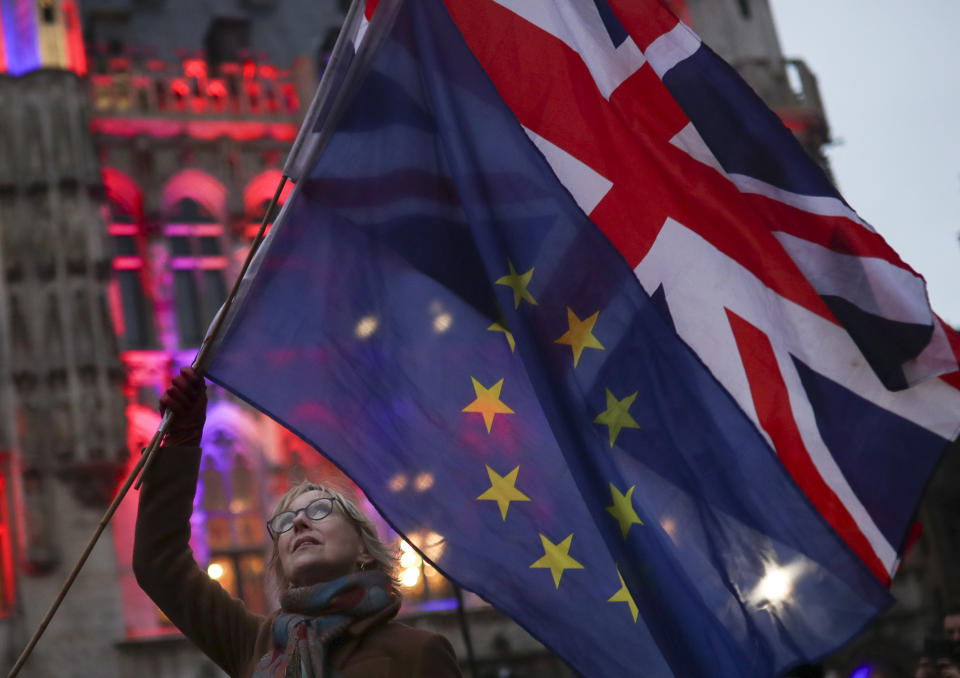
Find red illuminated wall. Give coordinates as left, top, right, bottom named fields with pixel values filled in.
left=62, top=0, right=86, bottom=75
left=0, top=459, right=15, bottom=616
left=0, top=10, right=7, bottom=73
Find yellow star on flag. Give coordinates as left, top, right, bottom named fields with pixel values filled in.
left=530, top=533, right=584, bottom=588
left=606, top=483, right=643, bottom=539
left=495, top=260, right=538, bottom=309
left=487, top=315, right=516, bottom=352
left=608, top=567, right=639, bottom=622
left=594, top=388, right=641, bottom=447
left=462, top=377, right=514, bottom=433
left=555, top=307, right=604, bottom=367
left=477, top=465, right=531, bottom=520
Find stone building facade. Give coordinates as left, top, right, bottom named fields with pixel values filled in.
left=0, top=5, right=130, bottom=671
left=0, top=1, right=954, bottom=677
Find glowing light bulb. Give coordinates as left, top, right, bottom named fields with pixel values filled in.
left=400, top=551, right=418, bottom=568
left=400, top=540, right=413, bottom=553
left=756, top=566, right=792, bottom=603
left=207, top=563, right=224, bottom=580
left=388, top=474, right=407, bottom=492
left=401, top=567, right=421, bottom=588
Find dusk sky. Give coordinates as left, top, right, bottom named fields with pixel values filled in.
left=767, top=1, right=960, bottom=327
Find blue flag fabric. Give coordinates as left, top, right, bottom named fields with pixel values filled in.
left=207, top=1, right=891, bottom=676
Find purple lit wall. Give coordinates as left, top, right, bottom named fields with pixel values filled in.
left=0, top=0, right=40, bottom=76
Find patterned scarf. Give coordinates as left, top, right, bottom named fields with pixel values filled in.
left=253, top=571, right=398, bottom=678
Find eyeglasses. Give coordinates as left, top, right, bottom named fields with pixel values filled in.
left=267, top=497, right=339, bottom=536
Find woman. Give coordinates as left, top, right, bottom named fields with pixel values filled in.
left=134, top=367, right=463, bottom=678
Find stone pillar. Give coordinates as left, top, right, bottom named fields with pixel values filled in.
left=0, top=68, right=128, bottom=676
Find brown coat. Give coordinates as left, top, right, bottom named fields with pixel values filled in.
left=133, top=446, right=462, bottom=678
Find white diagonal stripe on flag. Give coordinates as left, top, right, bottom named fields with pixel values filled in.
left=668, top=122, right=725, bottom=174
left=774, top=232, right=932, bottom=326
left=730, top=173, right=873, bottom=231
left=669, top=123, right=872, bottom=230
left=491, top=0, right=646, bottom=99
left=903, top=318, right=959, bottom=385
left=643, top=20, right=701, bottom=78
left=523, top=126, right=613, bottom=215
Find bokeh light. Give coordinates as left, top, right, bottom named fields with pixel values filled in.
left=401, top=567, right=421, bottom=588
left=354, top=315, right=378, bottom=339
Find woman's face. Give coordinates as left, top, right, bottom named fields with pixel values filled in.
left=276, top=490, right=367, bottom=587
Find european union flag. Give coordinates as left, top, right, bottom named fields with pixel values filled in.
left=207, top=1, right=891, bottom=675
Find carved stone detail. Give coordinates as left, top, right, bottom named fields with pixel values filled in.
left=0, top=72, right=127, bottom=526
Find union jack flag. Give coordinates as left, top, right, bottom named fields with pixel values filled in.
left=356, top=0, right=960, bottom=584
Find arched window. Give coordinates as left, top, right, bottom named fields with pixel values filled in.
left=162, top=171, right=229, bottom=348
left=196, top=408, right=268, bottom=615
left=166, top=197, right=227, bottom=347
left=102, top=168, right=155, bottom=351
left=243, top=169, right=292, bottom=240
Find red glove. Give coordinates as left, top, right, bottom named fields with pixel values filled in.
left=159, top=366, right=207, bottom=447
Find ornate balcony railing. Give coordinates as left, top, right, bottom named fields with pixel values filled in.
left=88, top=55, right=301, bottom=121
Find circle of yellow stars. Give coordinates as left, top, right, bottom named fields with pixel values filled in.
left=463, top=258, right=646, bottom=622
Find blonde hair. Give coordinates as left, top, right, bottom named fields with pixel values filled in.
left=268, top=481, right=399, bottom=593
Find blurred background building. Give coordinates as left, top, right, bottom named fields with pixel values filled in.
left=0, top=0, right=954, bottom=676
